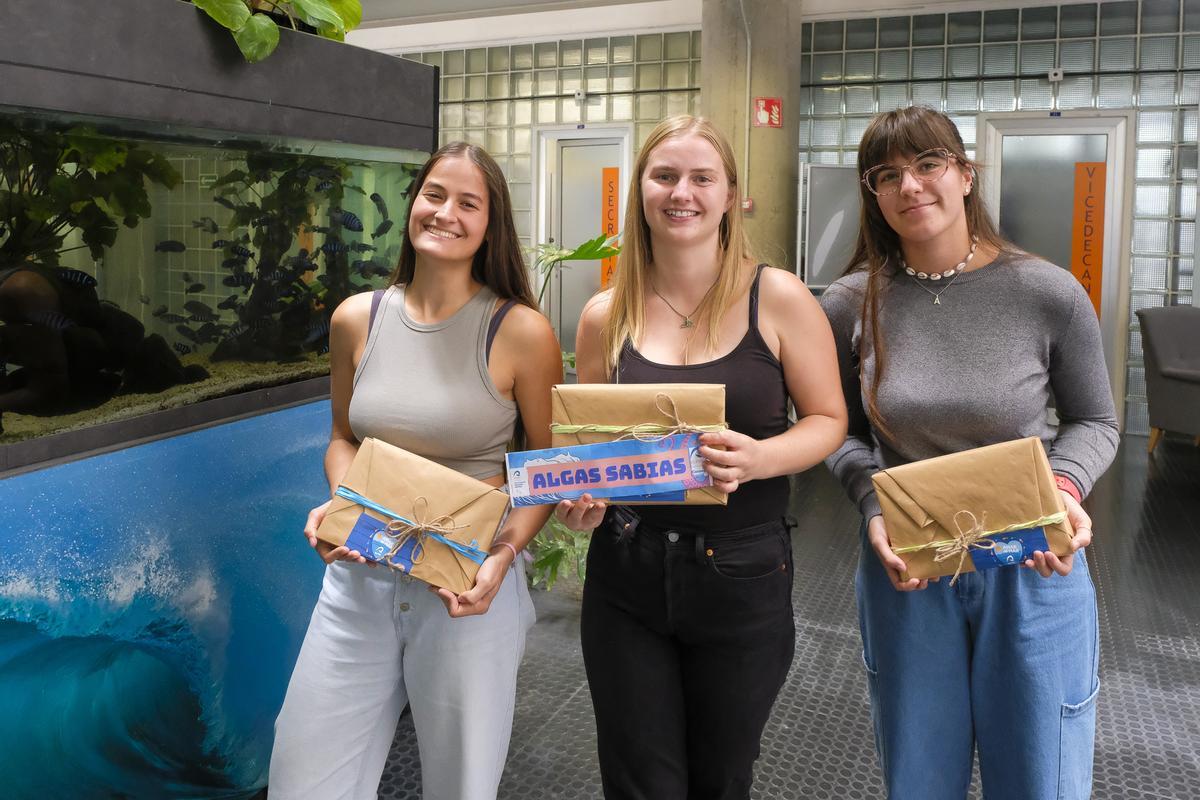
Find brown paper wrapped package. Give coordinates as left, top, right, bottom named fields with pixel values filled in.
left=870, top=437, right=1075, bottom=581
left=315, top=438, right=510, bottom=593
left=550, top=383, right=727, bottom=505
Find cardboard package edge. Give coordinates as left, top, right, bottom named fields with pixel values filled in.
left=315, top=438, right=508, bottom=592
left=550, top=383, right=727, bottom=506
left=870, top=437, right=1075, bottom=582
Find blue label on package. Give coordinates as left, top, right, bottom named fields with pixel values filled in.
left=968, top=526, right=1050, bottom=570
left=506, top=433, right=710, bottom=506
left=344, top=510, right=422, bottom=571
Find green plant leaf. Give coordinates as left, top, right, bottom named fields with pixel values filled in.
left=567, top=233, right=620, bottom=261
left=290, top=0, right=345, bottom=32
left=324, top=0, right=362, bottom=30
left=193, top=0, right=252, bottom=31
left=316, top=24, right=345, bottom=41
left=233, top=13, right=280, bottom=63
left=214, top=168, right=248, bottom=187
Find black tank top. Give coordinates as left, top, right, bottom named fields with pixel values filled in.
left=615, top=264, right=790, bottom=531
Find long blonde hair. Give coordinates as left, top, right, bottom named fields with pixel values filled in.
left=601, top=115, right=755, bottom=371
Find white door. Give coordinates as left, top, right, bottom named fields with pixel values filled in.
left=535, top=126, right=632, bottom=363
left=978, top=111, right=1135, bottom=426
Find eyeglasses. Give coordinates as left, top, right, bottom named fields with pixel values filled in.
left=862, top=148, right=956, bottom=197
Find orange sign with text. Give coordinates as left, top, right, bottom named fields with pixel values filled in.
left=601, top=167, right=620, bottom=288
left=1070, top=162, right=1105, bottom=318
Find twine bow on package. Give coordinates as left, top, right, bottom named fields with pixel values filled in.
left=870, top=437, right=1075, bottom=582
left=315, top=438, right=509, bottom=593
left=506, top=383, right=728, bottom=506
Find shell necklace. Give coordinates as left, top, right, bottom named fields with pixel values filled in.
left=902, top=236, right=979, bottom=305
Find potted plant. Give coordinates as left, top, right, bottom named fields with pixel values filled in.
left=525, top=233, right=621, bottom=590
left=190, top=0, right=364, bottom=63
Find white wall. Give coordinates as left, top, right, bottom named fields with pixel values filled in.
left=349, top=0, right=701, bottom=52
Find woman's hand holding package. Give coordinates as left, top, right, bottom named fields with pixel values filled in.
left=697, top=429, right=762, bottom=493
left=555, top=493, right=607, bottom=532
left=1025, top=490, right=1093, bottom=578
left=867, top=514, right=932, bottom=592
left=303, top=498, right=373, bottom=566
left=431, top=545, right=514, bottom=617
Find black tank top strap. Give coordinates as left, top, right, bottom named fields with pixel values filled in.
left=485, top=299, right=518, bottom=365
left=369, top=288, right=385, bottom=331
left=748, top=263, right=768, bottom=328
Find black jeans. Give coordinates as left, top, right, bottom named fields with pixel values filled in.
left=580, top=508, right=796, bottom=800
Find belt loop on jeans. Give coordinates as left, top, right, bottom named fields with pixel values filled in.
left=694, top=532, right=706, bottom=562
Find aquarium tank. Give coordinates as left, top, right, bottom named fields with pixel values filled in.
left=0, top=112, right=423, bottom=445
left=0, top=399, right=331, bottom=799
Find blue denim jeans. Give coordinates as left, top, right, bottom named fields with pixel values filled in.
left=856, top=523, right=1100, bottom=800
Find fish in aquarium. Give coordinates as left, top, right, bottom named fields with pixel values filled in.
left=184, top=300, right=215, bottom=317
left=329, top=208, right=363, bottom=232
left=370, top=192, right=388, bottom=220
left=55, top=267, right=98, bottom=287
left=25, top=310, right=76, bottom=330
left=1, top=112, right=421, bottom=442
left=192, top=216, right=219, bottom=234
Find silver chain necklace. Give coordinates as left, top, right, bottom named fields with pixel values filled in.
left=902, top=238, right=978, bottom=305
left=909, top=267, right=963, bottom=305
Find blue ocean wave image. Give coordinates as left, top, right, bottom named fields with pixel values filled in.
left=0, top=402, right=330, bottom=798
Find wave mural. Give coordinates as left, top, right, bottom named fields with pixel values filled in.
left=0, top=402, right=330, bottom=798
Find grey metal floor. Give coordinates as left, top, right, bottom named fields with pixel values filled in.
left=378, top=437, right=1200, bottom=799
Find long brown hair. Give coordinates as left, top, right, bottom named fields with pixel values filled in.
left=392, top=142, right=537, bottom=308
left=601, top=115, right=756, bottom=370
left=844, top=106, right=1011, bottom=435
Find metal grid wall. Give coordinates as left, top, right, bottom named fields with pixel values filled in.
left=404, top=32, right=701, bottom=246
left=797, top=1, right=1199, bottom=435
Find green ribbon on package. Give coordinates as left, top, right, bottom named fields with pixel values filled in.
left=550, top=392, right=727, bottom=442
left=891, top=509, right=1069, bottom=584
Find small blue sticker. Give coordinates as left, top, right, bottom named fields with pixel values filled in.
left=969, top=526, right=1050, bottom=570
left=345, top=511, right=422, bottom=570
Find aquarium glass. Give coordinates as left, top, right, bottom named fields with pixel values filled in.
left=0, top=113, right=424, bottom=446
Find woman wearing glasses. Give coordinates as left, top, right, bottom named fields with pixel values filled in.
left=819, top=106, right=1118, bottom=799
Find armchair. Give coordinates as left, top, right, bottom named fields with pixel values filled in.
left=1136, top=306, right=1200, bottom=453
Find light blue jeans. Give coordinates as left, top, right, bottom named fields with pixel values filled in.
left=856, top=523, right=1100, bottom=800
left=269, top=559, right=536, bottom=800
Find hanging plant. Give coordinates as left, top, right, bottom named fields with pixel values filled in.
left=191, top=0, right=364, bottom=63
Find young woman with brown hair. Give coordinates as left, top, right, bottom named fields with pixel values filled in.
left=557, top=115, right=847, bottom=799
left=820, top=106, right=1119, bottom=799
left=270, top=142, right=562, bottom=800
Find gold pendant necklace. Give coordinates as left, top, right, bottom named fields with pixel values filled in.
left=651, top=278, right=717, bottom=328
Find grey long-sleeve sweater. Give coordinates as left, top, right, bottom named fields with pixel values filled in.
left=819, top=250, right=1120, bottom=520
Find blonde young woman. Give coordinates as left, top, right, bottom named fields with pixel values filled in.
left=556, top=115, right=847, bottom=799
left=820, top=106, right=1118, bottom=799
left=270, top=142, right=562, bottom=800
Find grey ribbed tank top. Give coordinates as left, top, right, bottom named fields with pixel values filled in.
left=348, top=284, right=517, bottom=480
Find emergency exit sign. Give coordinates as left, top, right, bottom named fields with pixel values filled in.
left=753, top=97, right=782, bottom=128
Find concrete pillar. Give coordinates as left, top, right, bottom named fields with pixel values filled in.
left=700, top=0, right=804, bottom=270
